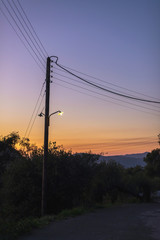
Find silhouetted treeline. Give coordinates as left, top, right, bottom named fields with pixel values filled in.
left=0, top=132, right=160, bottom=221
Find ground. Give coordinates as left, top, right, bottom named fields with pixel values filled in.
left=19, top=203, right=160, bottom=240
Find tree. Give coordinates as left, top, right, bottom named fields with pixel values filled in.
left=46, top=150, right=98, bottom=213
left=144, top=149, right=160, bottom=177
left=1, top=157, right=42, bottom=218
left=89, top=160, right=124, bottom=204
left=0, top=132, right=20, bottom=147
left=0, top=132, right=21, bottom=185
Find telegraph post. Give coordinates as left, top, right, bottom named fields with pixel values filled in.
left=41, top=57, right=50, bottom=216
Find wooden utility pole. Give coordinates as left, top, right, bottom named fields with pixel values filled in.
left=41, top=57, right=50, bottom=216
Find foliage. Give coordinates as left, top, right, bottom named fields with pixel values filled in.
left=55, top=207, right=87, bottom=220
left=0, top=215, right=54, bottom=240
left=0, top=132, right=20, bottom=147
left=88, top=160, right=124, bottom=204
left=1, top=157, right=42, bottom=218
left=144, top=149, right=160, bottom=177
left=0, top=132, right=160, bottom=239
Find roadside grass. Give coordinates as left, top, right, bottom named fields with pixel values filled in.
left=0, top=215, right=54, bottom=240
left=0, top=198, right=141, bottom=240
left=0, top=207, right=91, bottom=240
left=55, top=207, right=89, bottom=220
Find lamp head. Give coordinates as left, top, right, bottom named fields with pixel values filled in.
left=38, top=112, right=43, bottom=117
left=58, top=111, right=63, bottom=116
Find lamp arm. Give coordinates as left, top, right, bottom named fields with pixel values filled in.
left=49, top=110, right=61, bottom=117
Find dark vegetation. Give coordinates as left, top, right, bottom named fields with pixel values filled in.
left=0, top=132, right=160, bottom=239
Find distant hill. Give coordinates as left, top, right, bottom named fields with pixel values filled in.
left=98, top=152, right=148, bottom=168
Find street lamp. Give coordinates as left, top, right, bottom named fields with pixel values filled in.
left=38, top=109, right=63, bottom=216
left=38, top=110, right=63, bottom=126
left=38, top=110, right=63, bottom=118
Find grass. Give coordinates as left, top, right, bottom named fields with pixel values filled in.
left=0, top=199, right=142, bottom=240
left=0, top=207, right=88, bottom=240
left=55, top=207, right=88, bottom=220
left=0, top=215, right=54, bottom=240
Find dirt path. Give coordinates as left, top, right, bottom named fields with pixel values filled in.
left=20, top=203, right=160, bottom=240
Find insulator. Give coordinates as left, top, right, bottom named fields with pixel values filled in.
left=51, top=76, right=53, bottom=78
left=50, top=65, right=53, bottom=68
left=51, top=70, right=53, bottom=73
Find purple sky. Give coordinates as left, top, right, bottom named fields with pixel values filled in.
left=0, top=0, right=160, bottom=155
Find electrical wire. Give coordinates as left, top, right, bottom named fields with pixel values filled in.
left=11, top=0, right=47, bottom=60
left=60, top=64, right=160, bottom=101
left=53, top=71, right=160, bottom=111
left=17, top=0, right=48, bottom=57
left=54, top=65, right=160, bottom=105
left=54, top=59, right=160, bottom=104
left=1, top=1, right=48, bottom=137
left=53, top=76, right=160, bottom=114
left=54, top=82, right=154, bottom=116
left=1, top=0, right=45, bottom=69
left=26, top=91, right=45, bottom=138
left=55, top=78, right=160, bottom=115
left=24, top=81, right=45, bottom=138
left=6, top=0, right=45, bottom=65
left=53, top=78, right=160, bottom=116
left=0, top=6, right=45, bottom=73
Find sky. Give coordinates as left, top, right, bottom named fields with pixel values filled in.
left=0, top=0, right=160, bottom=155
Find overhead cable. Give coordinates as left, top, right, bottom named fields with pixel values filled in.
left=0, top=5, right=45, bottom=73
left=6, top=0, right=45, bottom=65
left=54, top=71, right=160, bottom=110
left=24, top=81, right=45, bottom=138
left=54, top=82, right=159, bottom=117
left=53, top=57, right=160, bottom=104
left=1, top=0, right=45, bottom=69
left=11, top=0, right=46, bottom=60
left=26, top=92, right=45, bottom=138
left=54, top=77, right=160, bottom=116
left=60, top=64, right=160, bottom=101
left=17, top=0, right=48, bottom=57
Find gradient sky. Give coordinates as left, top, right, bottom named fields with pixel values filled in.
left=0, top=0, right=160, bottom=155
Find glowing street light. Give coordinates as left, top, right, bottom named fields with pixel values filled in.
left=38, top=110, right=63, bottom=126
left=58, top=111, right=63, bottom=116
left=38, top=109, right=63, bottom=216
left=38, top=110, right=63, bottom=118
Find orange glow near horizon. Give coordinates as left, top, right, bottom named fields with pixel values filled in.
left=0, top=110, right=159, bottom=156
left=29, top=132, right=159, bottom=156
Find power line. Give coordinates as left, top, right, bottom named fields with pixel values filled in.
left=0, top=5, right=45, bottom=73
left=54, top=82, right=154, bottom=116
left=1, top=1, right=48, bottom=137
left=11, top=0, right=47, bottom=60
left=54, top=65, right=160, bottom=104
left=54, top=76, right=160, bottom=114
left=1, top=0, right=45, bottom=69
left=54, top=77, right=160, bottom=116
left=6, top=0, right=45, bottom=65
left=53, top=71, right=160, bottom=111
left=17, top=0, right=48, bottom=57
left=60, top=64, right=160, bottom=102
left=53, top=58, right=160, bottom=104
left=24, top=81, right=45, bottom=138
left=27, top=91, right=45, bottom=138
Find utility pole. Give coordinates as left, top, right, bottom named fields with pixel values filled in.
left=41, top=57, right=50, bottom=216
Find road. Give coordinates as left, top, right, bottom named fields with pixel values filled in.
left=19, top=203, right=160, bottom=240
